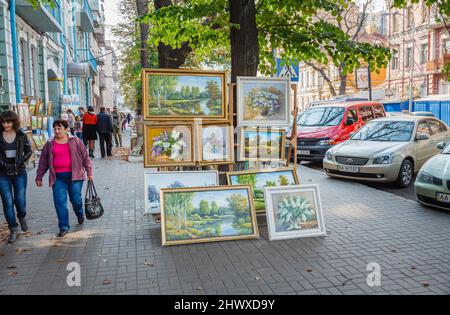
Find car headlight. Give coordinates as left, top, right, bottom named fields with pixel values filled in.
left=417, top=171, right=434, bottom=184
left=325, top=151, right=333, bottom=161
left=318, top=139, right=336, bottom=146
left=373, top=153, right=395, bottom=164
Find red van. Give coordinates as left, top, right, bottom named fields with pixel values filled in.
left=292, top=101, right=386, bottom=161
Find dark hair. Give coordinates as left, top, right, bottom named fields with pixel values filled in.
left=67, top=109, right=73, bottom=114
left=53, top=119, right=69, bottom=129
left=0, top=110, right=20, bottom=132
left=100, top=107, right=106, bottom=112
left=87, top=106, right=94, bottom=112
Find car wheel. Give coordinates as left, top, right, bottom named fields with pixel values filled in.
left=395, top=159, right=413, bottom=188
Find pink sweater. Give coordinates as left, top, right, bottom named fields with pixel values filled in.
left=52, top=142, right=72, bottom=173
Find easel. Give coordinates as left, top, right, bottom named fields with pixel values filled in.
left=285, top=84, right=299, bottom=174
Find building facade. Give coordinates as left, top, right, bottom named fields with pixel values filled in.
left=0, top=0, right=117, bottom=115
left=385, top=0, right=450, bottom=99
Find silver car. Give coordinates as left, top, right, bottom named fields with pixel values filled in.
left=323, top=116, right=450, bottom=187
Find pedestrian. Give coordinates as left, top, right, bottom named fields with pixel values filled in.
left=126, top=112, right=132, bottom=125
left=67, top=109, right=76, bottom=135
left=0, top=111, right=32, bottom=243
left=74, top=115, right=83, bottom=140
left=96, top=107, right=113, bottom=158
left=111, top=106, right=123, bottom=147
left=82, top=106, right=97, bottom=158
left=61, top=109, right=69, bottom=121
left=35, top=119, right=93, bottom=237
left=78, top=107, right=85, bottom=120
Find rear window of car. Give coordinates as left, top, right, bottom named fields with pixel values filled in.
left=373, top=105, right=385, bottom=118
left=428, top=120, right=447, bottom=135
left=359, top=106, right=374, bottom=122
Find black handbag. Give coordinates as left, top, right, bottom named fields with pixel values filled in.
left=84, top=180, right=104, bottom=220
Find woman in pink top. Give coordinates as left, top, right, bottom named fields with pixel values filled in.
left=35, top=120, right=93, bottom=237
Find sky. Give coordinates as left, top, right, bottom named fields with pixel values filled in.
left=190, top=189, right=250, bottom=208
left=103, top=0, right=120, bottom=48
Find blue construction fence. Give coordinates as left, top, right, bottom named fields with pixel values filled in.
left=382, top=99, right=450, bottom=126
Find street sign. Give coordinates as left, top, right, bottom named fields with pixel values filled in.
left=276, top=59, right=299, bottom=82
left=355, top=68, right=369, bottom=89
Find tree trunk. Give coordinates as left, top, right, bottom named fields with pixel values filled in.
left=338, top=64, right=347, bottom=95
left=229, top=0, right=259, bottom=82
left=136, top=0, right=149, bottom=68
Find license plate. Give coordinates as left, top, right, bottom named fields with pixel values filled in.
left=338, top=165, right=360, bottom=173
left=436, top=193, right=450, bottom=203
left=298, top=150, right=310, bottom=155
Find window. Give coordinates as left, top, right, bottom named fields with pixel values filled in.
left=30, top=46, right=37, bottom=96
left=417, top=121, right=431, bottom=136
left=392, top=14, right=398, bottom=33
left=420, top=44, right=428, bottom=64
left=392, top=51, right=399, bottom=70
left=359, top=106, right=374, bottom=122
left=373, top=105, right=385, bottom=118
left=421, top=3, right=429, bottom=23
left=407, top=7, right=414, bottom=28
left=19, top=40, right=29, bottom=95
left=405, top=47, right=412, bottom=68
left=347, top=109, right=357, bottom=121
left=428, top=120, right=447, bottom=135
left=306, top=71, right=309, bottom=88
left=443, top=41, right=450, bottom=55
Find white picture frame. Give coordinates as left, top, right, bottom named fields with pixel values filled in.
left=144, top=170, right=220, bottom=214
left=237, top=76, right=291, bottom=127
left=264, top=184, right=326, bottom=241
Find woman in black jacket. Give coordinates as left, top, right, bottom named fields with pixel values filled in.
left=0, top=111, right=32, bottom=243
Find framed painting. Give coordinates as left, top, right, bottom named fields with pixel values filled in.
left=144, top=123, right=195, bottom=167
left=42, top=117, right=48, bottom=130
left=237, top=77, right=291, bottom=127
left=197, top=123, right=234, bottom=165
left=142, top=68, right=227, bottom=121
left=31, top=116, right=37, bottom=130
left=28, top=98, right=37, bottom=116
left=160, top=185, right=259, bottom=246
left=26, top=131, right=36, bottom=162
left=46, top=101, right=53, bottom=116
left=227, top=168, right=299, bottom=213
left=32, top=135, right=44, bottom=150
left=37, top=116, right=43, bottom=129
left=238, top=127, right=286, bottom=162
left=17, top=103, right=31, bottom=128
left=144, top=170, right=219, bottom=214
left=264, top=185, right=326, bottom=241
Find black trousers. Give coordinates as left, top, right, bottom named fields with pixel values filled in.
left=99, top=133, right=112, bottom=157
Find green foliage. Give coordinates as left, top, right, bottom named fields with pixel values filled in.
left=226, top=193, right=250, bottom=219
left=276, top=195, right=316, bottom=231
left=199, top=200, right=210, bottom=216
left=235, top=174, right=257, bottom=190
left=25, top=0, right=54, bottom=8
left=278, top=175, right=289, bottom=186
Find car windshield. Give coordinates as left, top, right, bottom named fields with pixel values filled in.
left=297, top=107, right=345, bottom=126
left=442, top=144, right=450, bottom=154
left=351, top=121, right=414, bottom=142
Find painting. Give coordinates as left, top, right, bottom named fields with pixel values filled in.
left=32, top=135, right=44, bottom=150
left=197, top=123, right=234, bottom=165
left=143, top=69, right=227, bottom=121
left=17, top=103, right=31, bottom=128
left=31, top=116, right=37, bottom=130
left=264, top=185, right=326, bottom=241
left=28, top=98, right=37, bottom=116
left=237, top=77, right=290, bottom=127
left=42, top=117, right=48, bottom=130
left=144, top=123, right=195, bottom=167
left=26, top=131, right=36, bottom=162
left=238, top=127, right=286, bottom=162
left=37, top=116, right=43, bottom=129
left=227, top=168, right=299, bottom=213
left=144, top=170, right=219, bottom=214
left=47, top=101, right=53, bottom=116
left=160, top=186, right=258, bottom=246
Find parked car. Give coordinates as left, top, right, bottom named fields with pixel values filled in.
left=414, top=141, right=450, bottom=210
left=290, top=101, right=386, bottom=161
left=323, top=116, right=450, bottom=187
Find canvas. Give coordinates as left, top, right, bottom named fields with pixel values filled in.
left=31, top=116, right=37, bottom=130
left=144, top=171, right=219, bottom=214
left=143, top=69, right=227, bottom=121
left=227, top=168, right=299, bottom=213
left=264, top=185, right=326, bottom=241
left=238, top=127, right=286, bottom=162
left=160, top=186, right=259, bottom=246
left=144, top=124, right=195, bottom=167
left=198, top=124, right=234, bottom=165
left=26, top=131, right=36, bottom=162
left=237, top=77, right=290, bottom=127
left=32, top=135, right=44, bottom=150
left=17, top=103, right=31, bottom=128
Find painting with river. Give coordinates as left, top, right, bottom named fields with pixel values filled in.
left=161, top=186, right=258, bottom=245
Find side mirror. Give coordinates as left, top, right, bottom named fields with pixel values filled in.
left=345, top=118, right=356, bottom=126
left=416, top=133, right=430, bottom=141
left=437, top=142, right=446, bottom=150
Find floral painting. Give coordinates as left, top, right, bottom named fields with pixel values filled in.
left=237, top=77, right=290, bottom=127
left=144, top=69, right=227, bottom=120
left=144, top=171, right=219, bottom=214
left=161, top=186, right=258, bottom=245
left=144, top=125, right=194, bottom=167
left=200, top=125, right=233, bottom=164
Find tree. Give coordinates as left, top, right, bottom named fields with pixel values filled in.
left=278, top=175, right=290, bottom=186
left=236, top=174, right=257, bottom=191
left=210, top=201, right=219, bottom=216
left=265, top=180, right=277, bottom=187
left=226, top=194, right=250, bottom=219
left=199, top=200, right=210, bottom=217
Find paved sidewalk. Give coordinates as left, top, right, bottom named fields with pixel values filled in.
left=0, top=142, right=449, bottom=295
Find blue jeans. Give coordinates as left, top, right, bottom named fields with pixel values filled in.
left=0, top=170, right=27, bottom=230
left=52, top=172, right=84, bottom=232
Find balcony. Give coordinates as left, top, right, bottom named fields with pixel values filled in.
left=15, top=0, right=62, bottom=33
left=77, top=0, right=95, bottom=33
left=94, top=26, right=106, bottom=46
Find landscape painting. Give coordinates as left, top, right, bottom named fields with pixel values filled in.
left=32, top=135, right=44, bottom=150
left=199, top=124, right=234, bottom=164
left=17, top=103, right=31, bottom=128
left=227, top=168, right=299, bottom=212
left=144, top=124, right=195, bottom=167
left=144, top=69, right=227, bottom=120
left=144, top=171, right=219, bottom=214
left=264, top=185, right=326, bottom=241
left=237, top=77, right=290, bottom=127
left=239, top=127, right=286, bottom=161
left=160, top=186, right=258, bottom=245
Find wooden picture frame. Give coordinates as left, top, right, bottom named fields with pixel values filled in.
left=238, top=127, right=286, bottom=162
left=236, top=76, right=291, bottom=127
left=143, top=123, right=195, bottom=168
left=142, top=68, right=228, bottom=121
left=160, top=185, right=259, bottom=246
left=28, top=98, right=37, bottom=116
left=226, top=168, right=299, bottom=213
left=31, top=116, right=37, bottom=130
left=26, top=131, right=37, bottom=162
left=196, top=122, right=234, bottom=165
left=32, top=134, right=44, bottom=150
left=17, top=103, right=31, bottom=129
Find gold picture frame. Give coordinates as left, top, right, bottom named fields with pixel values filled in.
left=196, top=122, right=234, bottom=165
left=142, top=68, right=228, bottom=121
left=17, top=103, right=31, bottom=128
left=160, top=185, right=259, bottom=246
left=143, top=122, right=195, bottom=168
left=238, top=127, right=286, bottom=162
left=226, top=168, right=300, bottom=213
left=32, top=134, right=44, bottom=150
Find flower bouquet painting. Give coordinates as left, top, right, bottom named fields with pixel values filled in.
left=144, top=124, right=194, bottom=167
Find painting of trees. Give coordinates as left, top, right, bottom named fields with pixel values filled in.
left=236, top=174, right=257, bottom=191
left=278, top=175, right=289, bottom=186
